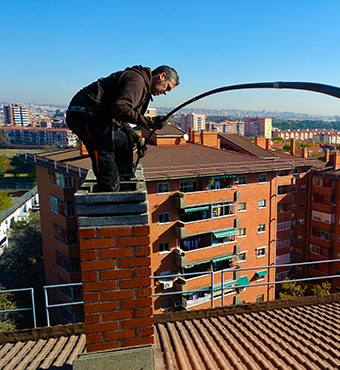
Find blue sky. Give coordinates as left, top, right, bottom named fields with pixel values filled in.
left=1, top=0, right=340, bottom=116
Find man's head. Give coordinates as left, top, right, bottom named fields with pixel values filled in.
left=151, top=65, right=179, bottom=96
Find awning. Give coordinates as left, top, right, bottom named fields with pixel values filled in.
left=184, top=206, right=210, bottom=213
left=213, top=229, right=238, bottom=238
left=238, top=276, right=250, bottom=286
left=256, top=270, right=269, bottom=277
left=212, top=254, right=235, bottom=263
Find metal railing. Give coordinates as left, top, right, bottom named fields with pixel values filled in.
left=0, top=287, right=36, bottom=327
left=43, top=283, right=83, bottom=326
left=19, top=152, right=88, bottom=180
left=143, top=159, right=322, bottom=180
left=152, top=258, right=340, bottom=308
left=1, top=259, right=339, bottom=329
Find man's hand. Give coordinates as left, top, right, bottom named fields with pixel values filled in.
left=149, top=116, right=168, bottom=130
left=137, top=137, right=147, bottom=158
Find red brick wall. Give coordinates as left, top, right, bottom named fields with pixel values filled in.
left=79, top=224, right=154, bottom=353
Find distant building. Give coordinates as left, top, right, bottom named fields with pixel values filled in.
left=4, top=104, right=32, bottom=126
left=180, top=113, right=206, bottom=132
left=0, top=126, right=77, bottom=147
left=244, top=117, right=272, bottom=139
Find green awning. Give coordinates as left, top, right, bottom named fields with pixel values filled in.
left=238, top=276, right=250, bottom=286
left=213, top=229, right=238, bottom=238
left=256, top=270, right=269, bottom=277
left=212, top=254, right=235, bottom=263
left=184, top=206, right=210, bottom=213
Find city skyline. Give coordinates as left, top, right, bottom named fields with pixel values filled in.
left=2, top=1, right=340, bottom=116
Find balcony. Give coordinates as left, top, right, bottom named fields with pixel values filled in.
left=175, top=229, right=238, bottom=259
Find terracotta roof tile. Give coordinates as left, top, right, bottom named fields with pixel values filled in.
left=155, top=301, right=340, bottom=370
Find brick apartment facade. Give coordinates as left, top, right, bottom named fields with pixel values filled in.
left=24, top=125, right=329, bottom=324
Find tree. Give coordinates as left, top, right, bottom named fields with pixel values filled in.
left=0, top=155, right=12, bottom=176
left=0, top=131, right=11, bottom=148
left=1, top=213, right=43, bottom=272
left=0, top=284, right=18, bottom=331
left=311, top=281, right=331, bottom=296
left=279, top=279, right=307, bottom=300
left=0, top=213, right=45, bottom=328
left=0, top=190, right=13, bottom=211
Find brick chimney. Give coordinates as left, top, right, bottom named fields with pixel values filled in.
left=325, top=149, right=330, bottom=162
left=200, top=130, right=218, bottom=148
left=266, top=139, right=271, bottom=150
left=333, top=151, right=340, bottom=170
left=73, top=169, right=154, bottom=368
left=80, top=141, right=88, bottom=157
left=301, top=147, right=308, bottom=158
left=255, top=137, right=266, bottom=149
left=290, top=139, right=296, bottom=156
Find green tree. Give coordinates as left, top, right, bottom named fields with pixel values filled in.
left=0, top=131, right=11, bottom=148
left=0, top=213, right=45, bottom=328
left=0, top=284, right=18, bottom=331
left=1, top=213, right=43, bottom=272
left=311, top=281, right=331, bottom=295
left=279, top=279, right=307, bottom=299
left=0, top=155, right=12, bottom=176
left=0, top=190, right=13, bottom=211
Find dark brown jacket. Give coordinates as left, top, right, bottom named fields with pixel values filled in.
left=69, top=65, right=152, bottom=130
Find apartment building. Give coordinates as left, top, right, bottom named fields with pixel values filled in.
left=0, top=126, right=77, bottom=147
left=4, top=104, right=32, bottom=126
left=244, top=117, right=272, bottom=139
left=180, top=113, right=206, bottom=132
left=22, top=124, right=324, bottom=322
left=309, top=150, right=340, bottom=292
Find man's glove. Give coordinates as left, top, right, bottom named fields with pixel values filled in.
left=137, top=137, right=147, bottom=158
left=148, top=116, right=168, bottom=130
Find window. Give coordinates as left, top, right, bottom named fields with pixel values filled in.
left=258, top=174, right=267, bottom=183
left=157, top=182, right=169, bottom=193
left=179, top=180, right=197, bottom=193
left=161, top=298, right=172, bottom=310
left=237, top=252, right=247, bottom=263
left=257, top=247, right=266, bottom=257
left=55, top=250, right=80, bottom=273
left=301, top=167, right=307, bottom=173
left=277, top=237, right=290, bottom=249
left=238, top=228, right=246, bottom=237
left=258, top=224, right=266, bottom=233
left=48, top=170, right=74, bottom=188
left=212, top=202, right=235, bottom=217
left=292, top=186, right=297, bottom=192
left=53, top=223, right=77, bottom=245
left=301, top=185, right=306, bottom=191
left=237, top=175, right=247, bottom=185
left=159, top=242, right=170, bottom=253
left=299, top=218, right=305, bottom=225
left=159, top=213, right=170, bottom=224
left=300, top=202, right=305, bottom=208
left=256, top=294, right=264, bottom=303
left=238, top=202, right=246, bottom=212
left=50, top=195, right=75, bottom=217
left=258, top=199, right=266, bottom=209
left=277, top=219, right=291, bottom=231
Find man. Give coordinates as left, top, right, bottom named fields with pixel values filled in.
left=66, top=65, right=179, bottom=192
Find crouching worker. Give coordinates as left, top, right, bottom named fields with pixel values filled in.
left=66, top=65, right=179, bottom=192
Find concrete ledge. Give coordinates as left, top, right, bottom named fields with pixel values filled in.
left=75, top=169, right=149, bottom=227
left=73, top=344, right=154, bottom=370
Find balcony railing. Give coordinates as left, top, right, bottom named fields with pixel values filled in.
left=2, top=259, right=339, bottom=329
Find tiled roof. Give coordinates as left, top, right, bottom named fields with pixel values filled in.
left=155, top=298, right=340, bottom=370
left=24, top=134, right=322, bottom=181
left=0, top=335, right=86, bottom=370
left=1, top=296, right=339, bottom=370
left=218, top=133, right=278, bottom=159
